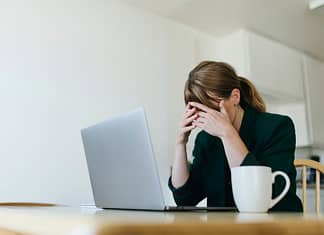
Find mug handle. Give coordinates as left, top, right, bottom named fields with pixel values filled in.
left=269, top=171, right=290, bottom=209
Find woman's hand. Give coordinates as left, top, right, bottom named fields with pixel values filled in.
left=190, top=101, right=248, bottom=168
left=175, top=104, right=198, bottom=145
left=190, top=101, right=234, bottom=138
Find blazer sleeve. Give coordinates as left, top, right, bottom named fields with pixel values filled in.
left=168, top=133, right=206, bottom=206
left=240, top=116, right=302, bottom=211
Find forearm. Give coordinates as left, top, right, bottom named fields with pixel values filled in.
left=171, top=144, right=190, bottom=188
left=221, top=127, right=249, bottom=168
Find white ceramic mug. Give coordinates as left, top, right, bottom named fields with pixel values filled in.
left=231, top=166, right=290, bottom=213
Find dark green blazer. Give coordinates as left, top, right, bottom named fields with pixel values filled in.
left=168, top=106, right=303, bottom=212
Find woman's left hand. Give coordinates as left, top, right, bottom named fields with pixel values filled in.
left=190, top=101, right=234, bottom=138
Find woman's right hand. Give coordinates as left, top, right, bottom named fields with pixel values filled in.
left=175, top=104, right=198, bottom=145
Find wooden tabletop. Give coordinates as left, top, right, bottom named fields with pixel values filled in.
left=0, top=206, right=323, bottom=235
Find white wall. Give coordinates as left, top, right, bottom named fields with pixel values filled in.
left=0, top=0, right=221, bottom=206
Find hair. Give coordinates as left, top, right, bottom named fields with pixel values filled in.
left=184, top=61, right=266, bottom=112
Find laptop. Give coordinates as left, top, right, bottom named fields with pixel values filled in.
left=81, top=107, right=236, bottom=211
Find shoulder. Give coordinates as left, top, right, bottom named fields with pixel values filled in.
left=256, top=111, right=295, bottom=132
left=254, top=111, right=296, bottom=146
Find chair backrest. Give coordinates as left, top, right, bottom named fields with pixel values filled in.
left=294, top=159, right=324, bottom=213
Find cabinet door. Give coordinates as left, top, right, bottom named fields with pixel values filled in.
left=303, top=56, right=324, bottom=147
left=267, top=102, right=310, bottom=147
left=247, top=32, right=305, bottom=100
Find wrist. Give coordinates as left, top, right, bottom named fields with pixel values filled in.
left=221, top=125, right=238, bottom=139
left=175, top=142, right=186, bottom=149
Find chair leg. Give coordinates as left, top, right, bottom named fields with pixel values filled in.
left=316, top=170, right=320, bottom=214
left=302, top=166, right=307, bottom=212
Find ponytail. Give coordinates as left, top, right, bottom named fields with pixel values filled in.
left=237, top=76, right=266, bottom=112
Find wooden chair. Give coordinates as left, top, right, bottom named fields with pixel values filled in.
left=294, top=159, right=324, bottom=213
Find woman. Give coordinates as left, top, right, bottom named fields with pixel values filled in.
left=168, top=61, right=303, bottom=212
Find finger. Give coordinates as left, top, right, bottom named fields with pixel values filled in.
left=184, top=106, right=193, bottom=114
left=219, top=100, right=229, bottom=117
left=181, top=125, right=195, bottom=133
left=193, top=117, right=206, bottom=124
left=182, top=113, right=198, bottom=127
left=192, top=121, right=203, bottom=129
left=193, top=113, right=209, bottom=123
left=199, top=110, right=221, bottom=121
left=183, top=107, right=196, bottom=119
left=197, top=111, right=209, bottom=118
left=189, top=102, right=211, bottom=113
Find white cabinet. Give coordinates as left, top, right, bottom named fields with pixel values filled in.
left=266, top=102, right=310, bottom=147
left=218, top=29, right=309, bottom=146
left=303, top=56, right=324, bottom=148
left=218, top=30, right=305, bottom=101
left=247, top=33, right=305, bottom=100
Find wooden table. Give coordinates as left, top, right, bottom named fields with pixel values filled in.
left=0, top=206, right=323, bottom=235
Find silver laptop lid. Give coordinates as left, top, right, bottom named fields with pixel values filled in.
left=81, top=107, right=165, bottom=210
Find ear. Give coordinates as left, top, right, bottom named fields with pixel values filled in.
left=230, top=88, right=241, bottom=105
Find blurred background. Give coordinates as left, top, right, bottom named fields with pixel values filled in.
left=0, top=0, right=323, bottom=211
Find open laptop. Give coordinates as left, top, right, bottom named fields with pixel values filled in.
left=81, top=107, right=236, bottom=211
